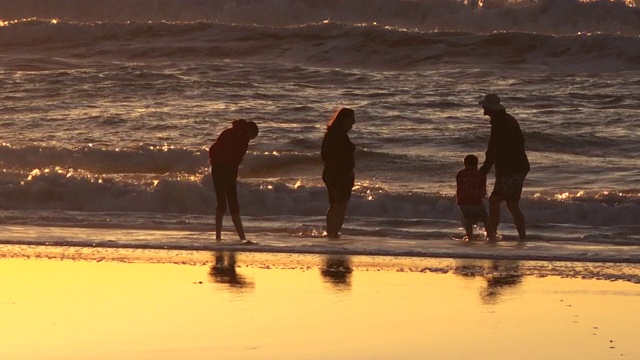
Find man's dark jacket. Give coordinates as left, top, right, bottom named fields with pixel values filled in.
left=480, top=111, right=530, bottom=177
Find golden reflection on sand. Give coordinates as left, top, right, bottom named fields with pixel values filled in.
left=1, top=250, right=639, bottom=360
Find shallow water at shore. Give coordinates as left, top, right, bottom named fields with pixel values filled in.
left=2, top=224, right=640, bottom=267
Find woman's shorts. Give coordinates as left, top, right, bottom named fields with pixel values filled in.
left=322, top=169, right=354, bottom=203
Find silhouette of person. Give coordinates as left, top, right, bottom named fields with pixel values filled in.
left=209, top=119, right=258, bottom=240
left=320, top=254, right=353, bottom=288
left=456, top=154, right=490, bottom=240
left=478, top=94, right=530, bottom=241
left=209, top=251, right=253, bottom=288
left=321, top=108, right=356, bottom=239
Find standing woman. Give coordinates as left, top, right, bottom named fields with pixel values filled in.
left=321, top=108, right=356, bottom=239
left=209, top=119, right=259, bottom=240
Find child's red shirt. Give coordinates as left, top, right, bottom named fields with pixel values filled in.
left=456, top=168, right=486, bottom=206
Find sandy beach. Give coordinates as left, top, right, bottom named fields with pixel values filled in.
left=1, top=245, right=639, bottom=360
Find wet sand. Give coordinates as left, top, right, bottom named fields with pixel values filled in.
left=1, top=246, right=639, bottom=360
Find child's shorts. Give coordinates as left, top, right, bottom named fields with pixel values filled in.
left=459, top=204, right=488, bottom=228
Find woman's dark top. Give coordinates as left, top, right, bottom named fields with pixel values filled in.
left=321, top=129, right=355, bottom=175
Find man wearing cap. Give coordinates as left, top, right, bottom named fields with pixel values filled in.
left=478, top=94, right=530, bottom=241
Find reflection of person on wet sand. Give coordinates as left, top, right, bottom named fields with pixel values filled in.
left=320, top=254, right=353, bottom=288
left=452, top=259, right=485, bottom=279
left=208, top=251, right=253, bottom=289
left=453, top=259, right=522, bottom=304
left=480, top=260, right=522, bottom=304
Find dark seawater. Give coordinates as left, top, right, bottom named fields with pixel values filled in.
left=0, top=0, right=638, bottom=258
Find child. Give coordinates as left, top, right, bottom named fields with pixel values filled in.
left=456, top=154, right=489, bottom=240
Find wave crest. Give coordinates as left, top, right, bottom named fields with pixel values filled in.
left=1, top=0, right=638, bottom=35
left=1, top=20, right=637, bottom=71
left=1, top=168, right=638, bottom=227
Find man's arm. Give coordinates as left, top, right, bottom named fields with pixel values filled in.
left=481, top=173, right=487, bottom=197
left=479, top=129, right=497, bottom=175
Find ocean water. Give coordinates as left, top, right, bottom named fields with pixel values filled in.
left=0, top=0, right=638, bottom=262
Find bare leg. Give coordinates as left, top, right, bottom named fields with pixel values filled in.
left=482, top=217, right=491, bottom=240
left=464, top=224, right=473, bottom=240
left=215, top=211, right=224, bottom=241
left=333, top=201, right=348, bottom=236
left=487, top=194, right=502, bottom=240
left=230, top=212, right=246, bottom=240
left=506, top=200, right=526, bottom=240
left=326, top=201, right=348, bottom=238
left=326, top=205, right=336, bottom=238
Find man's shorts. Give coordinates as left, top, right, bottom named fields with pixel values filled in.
left=459, top=204, right=488, bottom=228
left=491, top=172, right=528, bottom=201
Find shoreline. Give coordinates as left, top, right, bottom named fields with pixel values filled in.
left=2, top=237, right=640, bottom=265
left=2, top=244, right=640, bottom=284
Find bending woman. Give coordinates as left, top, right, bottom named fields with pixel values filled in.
left=321, top=108, right=356, bottom=239
left=209, top=119, right=259, bottom=240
